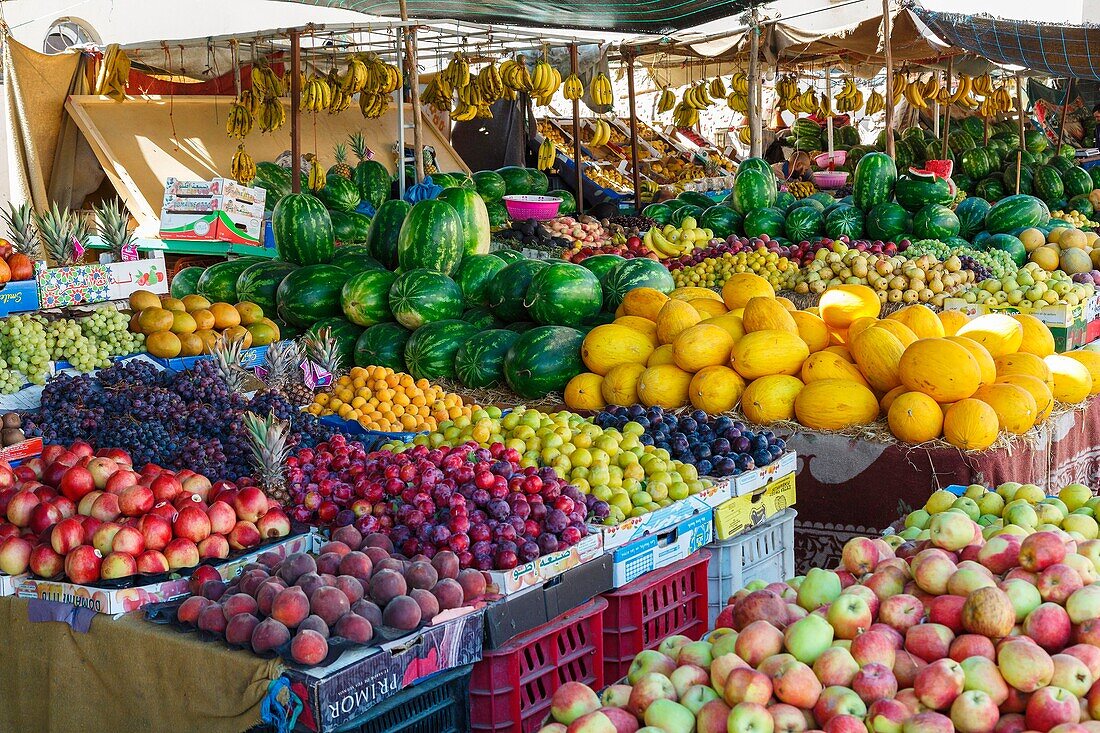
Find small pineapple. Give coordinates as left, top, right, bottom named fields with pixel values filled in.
left=301, top=327, right=344, bottom=378
left=348, top=131, right=370, bottom=164
left=3, top=203, right=41, bottom=259
left=35, top=203, right=79, bottom=266
left=242, top=410, right=291, bottom=505
left=329, top=143, right=353, bottom=179
left=211, top=334, right=248, bottom=394
left=93, top=199, right=134, bottom=262
left=262, top=340, right=313, bottom=405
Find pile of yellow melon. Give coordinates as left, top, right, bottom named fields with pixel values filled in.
left=564, top=274, right=1100, bottom=452
left=128, top=290, right=280, bottom=359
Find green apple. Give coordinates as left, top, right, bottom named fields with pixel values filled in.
left=784, top=612, right=834, bottom=664
left=796, top=568, right=842, bottom=611
left=1003, top=499, right=1038, bottom=528
left=977, top=492, right=1005, bottom=517
left=952, top=497, right=981, bottom=521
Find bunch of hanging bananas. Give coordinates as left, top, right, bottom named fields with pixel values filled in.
left=230, top=145, right=256, bottom=185
left=453, top=80, right=493, bottom=120
left=901, top=76, right=946, bottom=111
left=422, top=76, right=451, bottom=112
left=979, top=86, right=1014, bottom=117
left=301, top=74, right=334, bottom=113
left=225, top=99, right=254, bottom=139
left=681, top=83, right=714, bottom=110
left=708, top=77, right=727, bottom=99
left=328, top=86, right=354, bottom=114
left=441, top=53, right=471, bottom=89
left=888, top=74, right=907, bottom=106
left=95, top=45, right=130, bottom=102
left=786, top=88, right=818, bottom=114
left=590, top=72, right=614, bottom=106
left=359, top=91, right=391, bottom=119
left=972, top=73, right=994, bottom=97
left=775, top=75, right=798, bottom=112
left=537, top=137, right=556, bottom=170
left=865, top=89, right=886, bottom=115
left=499, top=58, right=534, bottom=94
left=672, top=103, right=699, bottom=128
left=307, top=157, right=325, bottom=192
left=530, top=60, right=561, bottom=106
left=730, top=72, right=750, bottom=96
left=340, top=55, right=371, bottom=95
left=476, top=63, right=506, bottom=104
left=726, top=90, right=748, bottom=113
left=834, top=77, right=864, bottom=113
left=737, top=126, right=752, bottom=145
left=589, top=118, right=612, bottom=147
left=813, top=93, right=833, bottom=118
left=562, top=73, right=584, bottom=101
left=946, top=75, right=978, bottom=109
left=258, top=96, right=286, bottom=133
left=251, top=62, right=284, bottom=99
left=361, top=54, right=402, bottom=95
left=656, top=88, right=676, bottom=115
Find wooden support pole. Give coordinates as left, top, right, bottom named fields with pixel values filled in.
left=1016, top=73, right=1025, bottom=194
left=626, top=55, right=643, bottom=214
left=398, top=2, right=424, bottom=182
left=940, top=57, right=953, bottom=161
left=1056, top=78, right=1074, bottom=151
left=748, top=14, right=762, bottom=157
left=882, top=0, right=895, bottom=159
left=570, top=44, right=584, bottom=213
left=290, top=29, right=302, bottom=194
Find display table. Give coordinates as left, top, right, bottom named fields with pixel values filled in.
left=781, top=398, right=1100, bottom=572
left=0, top=596, right=281, bottom=733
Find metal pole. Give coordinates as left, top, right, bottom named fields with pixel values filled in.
left=941, top=57, right=953, bottom=161
left=290, top=29, right=302, bottom=194
left=626, top=55, right=643, bottom=214
left=1016, top=73, right=1025, bottom=194
left=570, top=44, right=584, bottom=213
left=396, top=29, right=407, bottom=196
left=748, top=15, right=762, bottom=157
left=825, top=65, right=834, bottom=154
left=398, top=2, right=425, bottom=182
left=1057, top=78, right=1074, bottom=151
left=882, top=0, right=895, bottom=159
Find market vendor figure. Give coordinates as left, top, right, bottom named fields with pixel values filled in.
left=773, top=151, right=811, bottom=182
left=1093, top=103, right=1100, bottom=149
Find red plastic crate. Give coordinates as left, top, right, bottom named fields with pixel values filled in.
left=469, top=596, right=607, bottom=733
left=601, top=551, right=710, bottom=682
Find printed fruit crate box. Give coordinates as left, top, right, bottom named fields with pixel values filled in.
left=488, top=532, right=604, bottom=596
left=148, top=343, right=271, bottom=372
left=611, top=509, right=714, bottom=587
left=943, top=298, right=1091, bottom=352
left=38, top=253, right=168, bottom=308
left=0, top=278, right=40, bottom=317
left=588, top=480, right=729, bottom=551
left=714, top=471, right=797, bottom=541
left=730, top=451, right=797, bottom=498
left=0, top=436, right=42, bottom=465
left=286, top=607, right=484, bottom=733
left=0, top=572, right=28, bottom=597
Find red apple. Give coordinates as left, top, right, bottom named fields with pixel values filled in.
left=232, top=487, right=269, bottom=524
left=63, top=545, right=102, bottom=584
left=136, top=550, right=169, bottom=574
left=58, top=466, right=95, bottom=503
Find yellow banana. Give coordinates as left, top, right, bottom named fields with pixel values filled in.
left=230, top=145, right=256, bottom=184
left=225, top=100, right=254, bottom=138
left=657, top=88, right=675, bottom=114
left=538, top=137, right=556, bottom=170
left=563, top=73, right=584, bottom=101
left=709, top=77, right=727, bottom=98
left=590, top=73, right=613, bottom=106
left=890, top=74, right=907, bottom=106
left=307, top=157, right=325, bottom=192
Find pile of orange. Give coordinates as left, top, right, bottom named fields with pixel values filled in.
left=129, top=290, right=279, bottom=358
left=306, top=366, right=478, bottom=432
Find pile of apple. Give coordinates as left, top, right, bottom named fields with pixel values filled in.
left=561, top=236, right=656, bottom=264
left=547, top=216, right=611, bottom=246
left=176, top=526, right=487, bottom=666
left=0, top=441, right=290, bottom=584
left=536, top=493, right=1100, bottom=733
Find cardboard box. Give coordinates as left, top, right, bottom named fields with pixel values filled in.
left=488, top=532, right=604, bottom=595
left=148, top=343, right=271, bottom=372
left=590, top=481, right=728, bottom=551
left=731, top=451, right=798, bottom=497
left=287, top=609, right=484, bottom=733
left=483, top=553, right=612, bottom=649
left=159, top=177, right=266, bottom=246
left=212, top=530, right=315, bottom=580
left=37, top=253, right=168, bottom=308
left=0, top=436, right=42, bottom=465
left=0, top=278, right=40, bottom=317
left=0, top=572, right=27, bottom=597
left=611, top=509, right=713, bottom=587
left=714, top=471, right=797, bottom=540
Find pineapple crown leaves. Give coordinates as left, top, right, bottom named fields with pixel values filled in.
left=261, top=339, right=303, bottom=389
left=301, top=327, right=344, bottom=376
left=35, top=202, right=80, bottom=267
left=93, top=198, right=134, bottom=258
left=333, top=143, right=348, bottom=163
left=348, top=131, right=368, bottom=161
left=2, top=202, right=40, bottom=258
left=242, top=409, right=291, bottom=487
left=211, top=333, right=248, bottom=393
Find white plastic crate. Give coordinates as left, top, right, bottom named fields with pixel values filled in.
left=704, top=509, right=796, bottom=627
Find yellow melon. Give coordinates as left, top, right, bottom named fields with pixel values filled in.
left=898, top=338, right=982, bottom=402
left=850, top=326, right=906, bottom=393
left=823, top=345, right=854, bottom=362
left=146, top=330, right=182, bottom=358
left=177, top=333, right=204, bottom=357
left=740, top=375, right=805, bottom=424
left=170, top=311, right=197, bottom=335
left=847, top=316, right=879, bottom=343
left=601, top=363, right=647, bottom=405
left=806, top=306, right=821, bottom=317
left=655, top=299, right=702, bottom=344
left=1060, top=228, right=1088, bottom=250
left=943, top=399, right=1000, bottom=451
left=792, top=311, right=830, bottom=353
left=871, top=319, right=918, bottom=348
left=1018, top=228, right=1046, bottom=252
left=730, top=330, right=810, bottom=380
left=223, top=326, right=252, bottom=348
left=946, top=336, right=997, bottom=387
left=800, top=351, right=870, bottom=388
left=691, top=298, right=728, bottom=318
left=742, top=296, right=798, bottom=334
left=637, top=364, right=693, bottom=408
left=673, top=323, right=735, bottom=372
left=887, top=392, right=944, bottom=443
left=689, top=366, right=746, bottom=414
left=647, top=344, right=677, bottom=366
left=129, top=290, right=160, bottom=311
left=622, top=287, right=669, bottom=320
left=615, top=303, right=626, bottom=318
left=706, top=314, right=746, bottom=341
left=137, top=307, right=175, bottom=335
left=209, top=302, right=242, bottom=330
left=721, top=273, right=775, bottom=310
left=888, top=304, right=945, bottom=339
left=182, top=294, right=212, bottom=312
left=819, top=284, right=881, bottom=329
left=1063, top=351, right=1100, bottom=396
left=794, top=379, right=879, bottom=431
left=564, top=373, right=606, bottom=411
left=995, top=352, right=1055, bottom=390
left=972, top=383, right=1037, bottom=435
left=937, top=309, right=970, bottom=336
left=1030, top=245, right=1060, bottom=272
left=1044, top=355, right=1094, bottom=403
left=776, top=297, right=797, bottom=311
left=996, top=374, right=1055, bottom=423
left=581, top=324, right=655, bottom=375
left=160, top=296, right=186, bottom=313
left=828, top=328, right=849, bottom=346
left=191, top=309, right=216, bottom=331
left=613, top=316, right=659, bottom=345
left=956, top=314, right=1024, bottom=357
left=670, top=287, right=723, bottom=303
left=1012, top=314, right=1056, bottom=357
left=880, top=385, right=908, bottom=413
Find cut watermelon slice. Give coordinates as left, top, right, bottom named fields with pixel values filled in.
left=924, top=159, right=954, bottom=179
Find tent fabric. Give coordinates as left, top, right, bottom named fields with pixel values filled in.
left=912, top=7, right=1100, bottom=82
left=272, top=0, right=757, bottom=34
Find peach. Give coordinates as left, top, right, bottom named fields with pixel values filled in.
left=405, top=561, right=438, bottom=590
left=381, top=595, right=421, bottom=630
left=251, top=617, right=291, bottom=654
left=63, top=544, right=101, bottom=584
left=290, top=628, right=328, bottom=665
left=173, top=505, right=211, bottom=543
left=310, top=585, right=351, bottom=626
left=431, top=578, right=464, bottom=610
left=457, top=568, right=486, bottom=601
left=177, top=595, right=212, bottom=624
left=225, top=612, right=260, bottom=645
left=271, top=586, right=310, bottom=628
left=136, top=550, right=170, bottom=574
left=410, top=587, right=439, bottom=621
left=163, top=538, right=200, bottom=570
left=334, top=613, right=373, bottom=643
left=431, top=550, right=460, bottom=580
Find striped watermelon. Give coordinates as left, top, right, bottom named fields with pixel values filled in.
left=1033, top=165, right=1065, bottom=203
left=700, top=207, right=742, bottom=238
left=388, top=269, right=464, bottom=330
left=235, top=260, right=299, bottom=316
left=319, top=175, right=361, bottom=212
left=397, top=199, right=464, bottom=275
left=601, top=258, right=675, bottom=309
left=731, top=168, right=777, bottom=214
left=341, top=269, right=397, bottom=327
left=825, top=204, right=864, bottom=240
left=472, top=171, right=506, bottom=202
left=453, top=254, right=507, bottom=307
left=866, top=202, right=911, bottom=242
left=985, top=195, right=1050, bottom=234
left=435, top=187, right=491, bottom=256
left=330, top=211, right=372, bottom=243
left=403, top=319, right=480, bottom=380
left=579, top=254, right=625, bottom=287
left=852, top=152, right=897, bottom=212
left=975, top=177, right=1007, bottom=202
left=366, top=199, right=410, bottom=270
left=504, top=325, right=585, bottom=398
left=306, top=318, right=363, bottom=367
left=462, top=307, right=501, bottom=330
left=642, top=203, right=672, bottom=225
left=354, top=160, right=391, bottom=209
left=1064, top=167, right=1094, bottom=199
left=784, top=206, right=824, bottom=242
left=954, top=197, right=992, bottom=239
left=276, top=264, right=349, bottom=328
left=960, top=148, right=993, bottom=180
left=670, top=206, right=704, bottom=227
left=912, top=204, right=960, bottom=239
left=455, top=329, right=521, bottom=388
left=893, top=175, right=953, bottom=212
left=525, top=263, right=603, bottom=326
left=272, top=193, right=335, bottom=266
left=329, top=245, right=383, bottom=274
left=486, top=259, right=549, bottom=322
left=355, top=322, right=411, bottom=370
left=744, top=207, right=786, bottom=239
left=987, top=234, right=1027, bottom=267
left=170, top=267, right=204, bottom=299
left=196, top=257, right=264, bottom=303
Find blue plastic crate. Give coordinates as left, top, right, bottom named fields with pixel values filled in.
left=346, top=664, right=472, bottom=733
left=148, top=344, right=271, bottom=372
left=318, top=414, right=422, bottom=451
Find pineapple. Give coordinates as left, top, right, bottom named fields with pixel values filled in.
left=93, top=199, right=134, bottom=262
left=35, top=203, right=79, bottom=267
left=211, top=334, right=248, bottom=394
left=329, top=143, right=353, bottom=179
left=242, top=410, right=291, bottom=505
left=3, top=203, right=41, bottom=259
left=261, top=340, right=313, bottom=405
left=348, top=131, right=370, bottom=164
left=301, top=327, right=344, bottom=378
